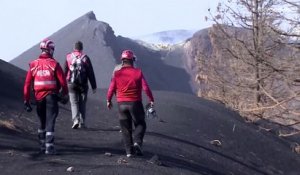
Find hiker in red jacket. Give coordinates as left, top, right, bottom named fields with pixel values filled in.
left=64, top=41, right=97, bottom=129
left=23, top=39, right=68, bottom=155
left=107, top=49, right=154, bottom=157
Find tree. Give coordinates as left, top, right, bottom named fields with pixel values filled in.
left=198, top=0, right=300, bottom=128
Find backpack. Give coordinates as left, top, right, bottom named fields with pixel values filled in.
left=69, top=53, right=87, bottom=86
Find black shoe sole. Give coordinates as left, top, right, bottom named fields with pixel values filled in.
left=72, top=123, right=79, bottom=129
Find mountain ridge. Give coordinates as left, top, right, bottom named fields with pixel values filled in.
left=10, top=11, right=194, bottom=94
left=132, top=29, right=197, bottom=45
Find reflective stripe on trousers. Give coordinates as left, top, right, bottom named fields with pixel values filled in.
left=46, top=132, right=54, bottom=146
left=38, top=129, right=46, bottom=148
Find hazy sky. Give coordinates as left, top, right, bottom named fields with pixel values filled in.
left=0, top=0, right=221, bottom=61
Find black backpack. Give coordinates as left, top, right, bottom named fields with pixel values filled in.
left=69, top=53, right=87, bottom=86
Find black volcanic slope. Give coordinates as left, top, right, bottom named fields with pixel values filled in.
left=10, top=11, right=193, bottom=94
left=0, top=59, right=25, bottom=98
left=0, top=60, right=299, bottom=175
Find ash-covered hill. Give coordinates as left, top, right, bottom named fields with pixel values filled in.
left=10, top=11, right=193, bottom=94
left=1, top=55, right=300, bottom=175
left=160, top=28, right=212, bottom=93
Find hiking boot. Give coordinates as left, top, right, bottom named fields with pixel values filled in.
left=45, top=146, right=57, bottom=155
left=125, top=146, right=134, bottom=158
left=40, top=144, right=46, bottom=153
left=38, top=146, right=46, bottom=154
left=39, top=140, right=46, bottom=153
left=72, top=119, right=80, bottom=129
left=79, top=123, right=86, bottom=129
left=134, top=143, right=143, bottom=156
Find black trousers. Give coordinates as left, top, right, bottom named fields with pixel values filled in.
left=118, top=101, right=146, bottom=154
left=36, top=94, right=59, bottom=147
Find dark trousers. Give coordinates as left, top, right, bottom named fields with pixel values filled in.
left=118, top=101, right=146, bottom=154
left=36, top=94, right=59, bottom=149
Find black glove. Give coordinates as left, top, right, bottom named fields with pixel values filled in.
left=61, top=95, right=69, bottom=104
left=24, top=101, right=32, bottom=112
left=57, top=93, right=69, bottom=104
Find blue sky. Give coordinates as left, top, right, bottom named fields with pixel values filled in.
left=0, top=0, right=221, bottom=61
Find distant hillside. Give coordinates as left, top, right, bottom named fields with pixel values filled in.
left=132, top=29, right=197, bottom=45
left=0, top=59, right=25, bottom=100
left=183, top=25, right=300, bottom=129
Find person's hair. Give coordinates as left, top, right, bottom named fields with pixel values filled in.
left=41, top=48, right=54, bottom=56
left=74, top=41, right=83, bottom=51
left=122, top=59, right=134, bottom=66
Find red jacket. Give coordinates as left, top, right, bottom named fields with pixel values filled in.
left=23, top=53, right=68, bottom=101
left=107, top=66, right=154, bottom=102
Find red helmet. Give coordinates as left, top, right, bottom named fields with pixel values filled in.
left=121, top=50, right=135, bottom=60
left=40, top=39, right=55, bottom=51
